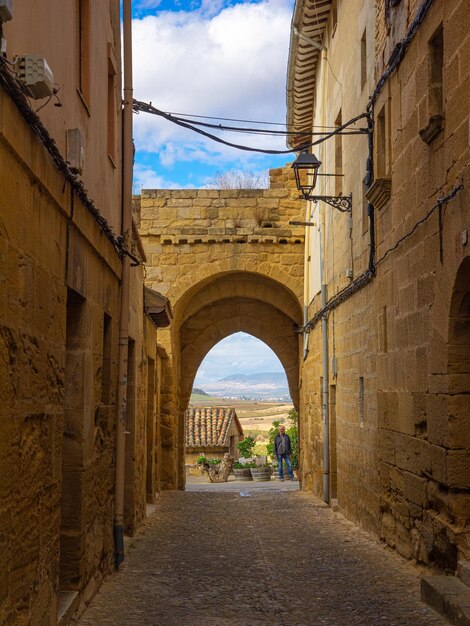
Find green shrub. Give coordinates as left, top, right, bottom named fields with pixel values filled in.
left=237, top=436, right=256, bottom=458
left=207, top=458, right=222, bottom=465
left=196, top=455, right=207, bottom=464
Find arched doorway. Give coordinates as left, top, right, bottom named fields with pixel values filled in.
left=444, top=257, right=470, bottom=564
left=173, top=271, right=303, bottom=488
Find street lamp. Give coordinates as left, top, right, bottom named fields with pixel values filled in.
left=291, top=150, right=322, bottom=199
left=292, top=150, right=352, bottom=213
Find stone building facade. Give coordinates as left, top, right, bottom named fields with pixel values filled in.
left=287, top=0, right=469, bottom=570
left=0, top=4, right=167, bottom=624
left=138, top=166, right=305, bottom=491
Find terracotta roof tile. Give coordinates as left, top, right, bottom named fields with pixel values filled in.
left=185, top=407, right=242, bottom=448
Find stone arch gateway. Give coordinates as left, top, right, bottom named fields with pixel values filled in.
left=136, top=166, right=305, bottom=489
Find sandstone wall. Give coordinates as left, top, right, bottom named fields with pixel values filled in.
left=299, top=0, right=380, bottom=534
left=138, top=165, right=305, bottom=491
left=373, top=0, right=470, bottom=568
left=299, top=0, right=470, bottom=568
left=0, top=85, right=121, bottom=624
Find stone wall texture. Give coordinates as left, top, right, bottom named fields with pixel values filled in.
left=0, top=18, right=162, bottom=626
left=138, top=165, right=305, bottom=490
left=297, top=0, right=470, bottom=570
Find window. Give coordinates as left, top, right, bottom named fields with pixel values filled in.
left=362, top=177, right=369, bottom=234
left=335, top=110, right=342, bottom=195
left=361, top=28, right=367, bottom=90
left=376, top=103, right=391, bottom=177
left=419, top=24, right=444, bottom=144
left=107, top=47, right=117, bottom=161
left=101, top=313, right=112, bottom=404
left=331, top=0, right=338, bottom=36
left=75, top=0, right=90, bottom=103
left=359, top=377, right=365, bottom=427
left=429, top=25, right=444, bottom=118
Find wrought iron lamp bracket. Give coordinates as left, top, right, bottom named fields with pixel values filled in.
left=309, top=193, right=352, bottom=212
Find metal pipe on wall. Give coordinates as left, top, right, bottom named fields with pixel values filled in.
left=114, top=0, right=133, bottom=569
left=320, top=47, right=330, bottom=505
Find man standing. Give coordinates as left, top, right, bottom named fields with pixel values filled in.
left=274, top=424, right=295, bottom=481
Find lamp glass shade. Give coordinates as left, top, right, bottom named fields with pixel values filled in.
left=292, top=151, right=322, bottom=197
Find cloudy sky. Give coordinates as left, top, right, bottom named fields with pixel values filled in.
left=131, top=0, right=294, bottom=382
left=193, top=332, right=285, bottom=384
left=131, top=0, right=294, bottom=190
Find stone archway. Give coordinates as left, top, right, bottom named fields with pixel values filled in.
left=137, top=165, right=305, bottom=489
left=180, top=296, right=301, bottom=410
left=175, top=271, right=303, bottom=489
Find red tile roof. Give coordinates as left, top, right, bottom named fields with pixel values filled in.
left=185, top=407, right=243, bottom=448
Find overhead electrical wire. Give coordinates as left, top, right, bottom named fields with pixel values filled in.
left=165, top=110, right=340, bottom=130
left=132, top=99, right=369, bottom=154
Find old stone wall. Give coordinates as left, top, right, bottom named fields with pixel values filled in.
left=298, top=0, right=470, bottom=568
left=298, top=0, right=380, bottom=534
left=0, top=67, right=161, bottom=626
left=373, top=0, right=470, bottom=568
left=124, top=275, right=161, bottom=535
left=138, top=165, right=305, bottom=491
left=0, top=85, right=122, bottom=624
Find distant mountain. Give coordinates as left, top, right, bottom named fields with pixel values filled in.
left=200, top=371, right=290, bottom=401
left=192, top=388, right=209, bottom=396
left=219, top=372, right=287, bottom=384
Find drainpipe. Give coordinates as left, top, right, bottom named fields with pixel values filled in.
left=303, top=200, right=311, bottom=360
left=114, top=0, right=133, bottom=569
left=320, top=48, right=330, bottom=505
left=320, top=205, right=330, bottom=505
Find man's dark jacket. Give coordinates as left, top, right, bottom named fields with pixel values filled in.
left=274, top=433, right=292, bottom=456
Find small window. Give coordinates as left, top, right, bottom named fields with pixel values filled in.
left=419, top=24, right=444, bottom=144
left=101, top=313, right=112, bottom=404
left=362, top=177, right=369, bottom=234
left=376, top=103, right=391, bottom=177
left=331, top=0, right=338, bottom=36
left=359, top=377, right=365, bottom=427
left=361, top=28, right=367, bottom=90
left=107, top=51, right=117, bottom=161
left=76, top=0, right=90, bottom=103
left=335, top=110, right=342, bottom=195
left=429, top=25, right=444, bottom=118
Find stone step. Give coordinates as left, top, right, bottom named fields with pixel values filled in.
left=421, top=575, right=470, bottom=626
left=458, top=561, right=470, bottom=588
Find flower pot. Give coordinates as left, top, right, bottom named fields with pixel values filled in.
left=250, top=467, right=272, bottom=482
left=233, top=468, right=253, bottom=481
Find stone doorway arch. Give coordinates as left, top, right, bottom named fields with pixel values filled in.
left=425, top=255, right=470, bottom=570
left=174, top=271, right=303, bottom=489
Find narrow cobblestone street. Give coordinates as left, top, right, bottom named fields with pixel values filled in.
left=77, top=485, right=446, bottom=626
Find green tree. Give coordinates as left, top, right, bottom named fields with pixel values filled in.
left=237, top=436, right=256, bottom=458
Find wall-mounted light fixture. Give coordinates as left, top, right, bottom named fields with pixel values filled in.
left=292, top=150, right=352, bottom=213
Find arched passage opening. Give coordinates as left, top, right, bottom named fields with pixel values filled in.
left=172, top=271, right=303, bottom=488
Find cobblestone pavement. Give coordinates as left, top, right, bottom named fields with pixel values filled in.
left=77, top=488, right=446, bottom=626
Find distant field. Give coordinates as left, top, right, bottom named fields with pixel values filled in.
left=189, top=394, right=294, bottom=441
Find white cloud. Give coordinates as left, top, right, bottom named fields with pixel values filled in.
left=132, top=0, right=294, bottom=170
left=132, top=163, right=183, bottom=191
left=193, top=332, right=285, bottom=384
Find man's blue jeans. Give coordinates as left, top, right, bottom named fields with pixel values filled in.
left=277, top=453, right=294, bottom=480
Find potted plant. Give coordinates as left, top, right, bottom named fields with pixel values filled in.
left=250, top=463, right=273, bottom=481
left=233, top=460, right=255, bottom=481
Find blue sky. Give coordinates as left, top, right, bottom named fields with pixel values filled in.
left=131, top=0, right=294, bottom=190
left=131, top=1, right=293, bottom=380
left=193, top=332, right=285, bottom=384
